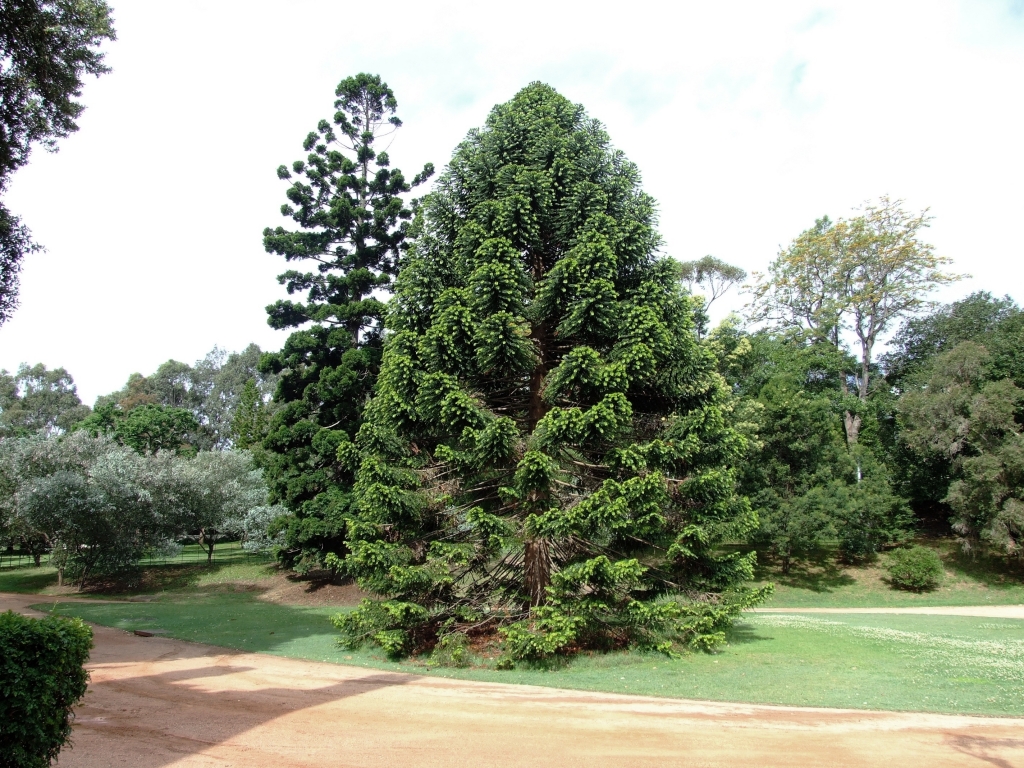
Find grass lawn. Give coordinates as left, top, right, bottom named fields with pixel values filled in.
left=753, top=539, right=1024, bottom=608
left=0, top=542, right=278, bottom=597
left=40, top=593, right=1024, bottom=718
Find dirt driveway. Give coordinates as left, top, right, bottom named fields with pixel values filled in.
left=5, top=593, right=1024, bottom=768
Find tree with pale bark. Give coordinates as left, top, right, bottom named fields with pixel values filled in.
left=749, top=196, right=963, bottom=448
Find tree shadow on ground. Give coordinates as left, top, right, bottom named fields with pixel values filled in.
left=69, top=644, right=413, bottom=768
left=940, top=545, right=1024, bottom=589
left=753, top=550, right=856, bottom=594
left=948, top=735, right=1024, bottom=768
left=725, top=621, right=774, bottom=646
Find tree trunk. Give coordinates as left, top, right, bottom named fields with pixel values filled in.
left=33, top=553, right=41, bottom=567
left=528, top=320, right=549, bottom=432
left=524, top=538, right=551, bottom=607
left=200, top=529, right=215, bottom=565
left=843, top=411, right=861, bottom=447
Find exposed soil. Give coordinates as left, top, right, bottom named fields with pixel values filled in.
left=255, top=573, right=367, bottom=607
left=5, top=592, right=1024, bottom=768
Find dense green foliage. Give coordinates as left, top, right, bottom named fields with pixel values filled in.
left=0, top=610, right=92, bottom=767
left=87, top=344, right=276, bottom=451
left=709, top=324, right=910, bottom=567
left=0, top=363, right=89, bottom=437
left=76, top=401, right=199, bottom=455
left=0, top=0, right=115, bottom=324
left=335, top=83, right=769, bottom=664
left=899, top=342, right=1024, bottom=555
left=885, top=545, right=944, bottom=591
left=259, top=74, right=432, bottom=573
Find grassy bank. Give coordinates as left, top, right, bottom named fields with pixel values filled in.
left=40, top=593, right=1024, bottom=717
left=753, top=539, right=1024, bottom=608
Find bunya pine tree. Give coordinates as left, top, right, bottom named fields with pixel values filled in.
left=335, top=83, right=770, bottom=664
left=259, top=74, right=433, bottom=572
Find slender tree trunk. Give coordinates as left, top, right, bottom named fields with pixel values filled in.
left=199, top=529, right=215, bottom=565
left=33, top=553, right=40, bottom=567
left=528, top=320, right=549, bottom=432
left=524, top=538, right=551, bottom=607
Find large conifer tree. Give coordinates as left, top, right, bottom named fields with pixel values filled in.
left=337, top=83, right=767, bottom=661
left=259, top=74, right=432, bottom=571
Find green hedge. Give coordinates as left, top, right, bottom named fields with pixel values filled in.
left=0, top=611, right=93, bottom=768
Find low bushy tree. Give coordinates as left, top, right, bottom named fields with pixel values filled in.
left=900, top=342, right=1024, bottom=556
left=1, top=433, right=279, bottom=585
left=885, top=545, right=944, bottom=591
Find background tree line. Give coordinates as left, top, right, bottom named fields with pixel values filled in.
left=0, top=343, right=284, bottom=586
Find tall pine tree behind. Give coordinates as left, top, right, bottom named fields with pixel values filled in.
left=259, top=74, right=432, bottom=571
left=337, top=83, right=768, bottom=662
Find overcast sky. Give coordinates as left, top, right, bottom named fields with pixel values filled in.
left=3, top=0, right=1023, bottom=405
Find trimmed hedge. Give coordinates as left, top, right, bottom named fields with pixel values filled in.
left=0, top=611, right=93, bottom=768
left=886, top=545, right=945, bottom=592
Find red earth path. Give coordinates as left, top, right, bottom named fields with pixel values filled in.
left=4, top=593, right=1023, bottom=767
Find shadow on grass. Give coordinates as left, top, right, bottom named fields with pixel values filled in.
left=940, top=545, right=1024, bottom=589
left=726, top=621, right=774, bottom=646
left=0, top=565, right=59, bottom=594
left=754, top=551, right=856, bottom=594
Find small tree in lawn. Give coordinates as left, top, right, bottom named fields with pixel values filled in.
left=260, top=73, right=433, bottom=573
left=337, top=83, right=769, bottom=664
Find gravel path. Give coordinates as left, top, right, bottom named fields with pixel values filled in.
left=5, top=593, right=1024, bottom=767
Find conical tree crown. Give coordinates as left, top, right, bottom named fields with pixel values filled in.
left=258, top=74, right=432, bottom=572
left=340, top=83, right=767, bottom=662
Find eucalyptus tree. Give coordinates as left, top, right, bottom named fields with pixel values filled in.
left=259, top=73, right=432, bottom=572
left=678, top=255, right=746, bottom=337
left=0, top=363, right=89, bottom=436
left=749, top=197, right=962, bottom=447
left=337, top=83, right=767, bottom=663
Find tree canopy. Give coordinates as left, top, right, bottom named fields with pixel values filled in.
left=0, top=0, right=115, bottom=324
left=0, top=363, right=88, bottom=436
left=749, top=197, right=962, bottom=447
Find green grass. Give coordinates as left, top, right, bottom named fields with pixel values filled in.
left=752, top=540, right=1024, bottom=608
left=40, top=593, right=1024, bottom=717
left=0, top=542, right=277, bottom=597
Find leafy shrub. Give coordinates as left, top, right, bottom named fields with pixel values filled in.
left=886, top=545, right=945, bottom=591
left=427, top=631, right=472, bottom=668
left=0, top=611, right=93, bottom=767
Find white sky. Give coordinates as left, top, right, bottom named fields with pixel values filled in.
left=2, top=0, right=1023, bottom=405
